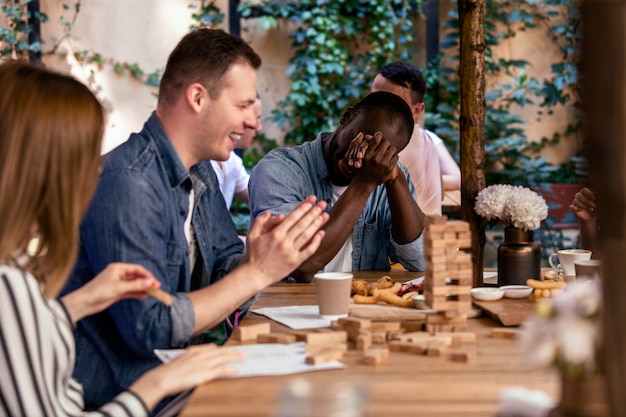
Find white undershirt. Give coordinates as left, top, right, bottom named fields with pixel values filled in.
left=324, top=184, right=353, bottom=272
left=184, top=188, right=197, bottom=270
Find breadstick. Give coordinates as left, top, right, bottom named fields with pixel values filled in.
left=146, top=287, right=174, bottom=306
left=401, top=291, right=420, bottom=300
left=376, top=291, right=415, bottom=308
left=353, top=294, right=379, bottom=304
left=525, top=279, right=566, bottom=290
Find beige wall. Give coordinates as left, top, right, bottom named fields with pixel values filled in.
left=22, top=1, right=577, bottom=161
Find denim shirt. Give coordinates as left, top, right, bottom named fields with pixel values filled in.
left=63, top=112, right=244, bottom=406
left=248, top=132, right=425, bottom=272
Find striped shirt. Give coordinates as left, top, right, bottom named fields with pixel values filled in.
left=0, top=265, right=150, bottom=417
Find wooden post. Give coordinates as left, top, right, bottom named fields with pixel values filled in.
left=582, top=1, right=626, bottom=415
left=457, top=0, right=486, bottom=288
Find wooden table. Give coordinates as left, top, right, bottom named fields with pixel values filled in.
left=179, top=270, right=559, bottom=417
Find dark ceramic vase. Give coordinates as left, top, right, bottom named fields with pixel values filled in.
left=497, top=226, right=541, bottom=286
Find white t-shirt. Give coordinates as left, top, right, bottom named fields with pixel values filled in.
left=398, top=125, right=443, bottom=216
left=211, top=152, right=249, bottom=210
left=324, top=184, right=354, bottom=272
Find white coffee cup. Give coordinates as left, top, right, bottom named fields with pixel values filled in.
left=313, top=272, right=353, bottom=320
left=548, top=249, right=592, bottom=276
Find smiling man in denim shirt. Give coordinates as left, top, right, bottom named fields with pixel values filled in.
left=249, top=91, right=426, bottom=283
left=63, top=29, right=329, bottom=411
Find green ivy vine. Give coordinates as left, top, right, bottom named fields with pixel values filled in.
left=426, top=0, right=583, bottom=187
left=239, top=0, right=421, bottom=149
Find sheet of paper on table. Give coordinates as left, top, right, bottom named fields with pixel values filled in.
left=155, top=342, right=344, bottom=378
left=251, top=305, right=330, bottom=330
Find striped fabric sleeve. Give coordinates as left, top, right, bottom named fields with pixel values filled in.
left=0, top=266, right=150, bottom=417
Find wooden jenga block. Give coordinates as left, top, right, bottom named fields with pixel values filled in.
left=371, top=331, right=387, bottom=345
left=436, top=331, right=477, bottom=346
left=427, top=286, right=473, bottom=296
left=231, top=322, right=271, bottom=341
left=426, top=312, right=468, bottom=324
left=445, top=220, right=470, bottom=232
left=426, top=223, right=448, bottom=233
left=305, top=347, right=345, bottom=365
left=450, top=346, right=477, bottom=362
left=290, top=331, right=310, bottom=342
left=425, top=246, right=446, bottom=256
left=356, top=331, right=372, bottom=352
left=257, top=333, right=297, bottom=344
left=305, top=343, right=348, bottom=355
left=400, top=321, right=424, bottom=332
left=429, top=301, right=472, bottom=312
left=425, top=231, right=445, bottom=241
left=370, top=321, right=401, bottom=332
left=386, top=328, right=405, bottom=341
left=362, top=347, right=390, bottom=365
left=388, top=341, right=427, bottom=354
left=490, top=328, right=522, bottom=339
left=426, top=342, right=448, bottom=356
left=394, top=331, right=431, bottom=342
left=303, top=330, right=347, bottom=345
left=337, top=317, right=371, bottom=330
left=426, top=215, right=448, bottom=225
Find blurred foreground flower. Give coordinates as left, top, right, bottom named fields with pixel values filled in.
left=520, top=280, right=602, bottom=377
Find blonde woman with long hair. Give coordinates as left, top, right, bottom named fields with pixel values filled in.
left=0, top=61, right=244, bottom=417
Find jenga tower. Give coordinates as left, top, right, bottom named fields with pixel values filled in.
left=423, top=215, right=473, bottom=314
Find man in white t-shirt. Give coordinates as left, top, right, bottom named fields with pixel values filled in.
left=211, top=96, right=262, bottom=209
left=371, top=62, right=461, bottom=215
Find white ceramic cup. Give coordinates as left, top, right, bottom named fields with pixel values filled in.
left=548, top=249, right=592, bottom=276
left=313, top=272, right=353, bottom=320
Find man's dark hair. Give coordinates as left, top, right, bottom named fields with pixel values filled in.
left=378, top=61, right=426, bottom=105
left=351, top=91, right=415, bottom=145
left=158, top=28, right=261, bottom=106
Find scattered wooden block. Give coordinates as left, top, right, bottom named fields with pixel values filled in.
left=231, top=322, right=271, bottom=342
left=450, top=347, right=476, bottom=362
left=436, top=331, right=477, bottom=346
left=370, top=321, right=401, bottom=332
left=400, top=321, right=424, bottom=332
left=490, top=328, right=522, bottom=339
left=362, top=347, right=390, bottom=365
left=371, top=331, right=387, bottom=345
left=356, top=332, right=372, bottom=352
left=388, top=341, right=427, bottom=354
left=305, top=347, right=345, bottom=365
left=426, top=342, right=448, bottom=357
left=257, top=333, right=297, bottom=344
left=386, top=328, right=405, bottom=341
left=425, top=312, right=468, bottom=324
left=305, top=343, right=348, bottom=355
left=337, top=317, right=371, bottom=330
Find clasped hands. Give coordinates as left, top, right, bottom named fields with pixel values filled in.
left=341, top=131, right=399, bottom=184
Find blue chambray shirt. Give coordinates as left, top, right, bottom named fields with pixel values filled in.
left=63, top=113, right=244, bottom=406
left=249, top=132, right=425, bottom=273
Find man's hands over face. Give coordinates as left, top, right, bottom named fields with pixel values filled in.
left=342, top=131, right=399, bottom=185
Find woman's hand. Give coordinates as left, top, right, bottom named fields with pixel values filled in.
left=245, top=196, right=329, bottom=286
left=130, top=344, right=244, bottom=410
left=569, top=187, right=596, bottom=223
left=61, top=263, right=160, bottom=323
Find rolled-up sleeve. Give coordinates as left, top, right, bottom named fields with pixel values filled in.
left=392, top=234, right=425, bottom=271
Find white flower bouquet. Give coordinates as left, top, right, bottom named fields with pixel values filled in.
left=474, top=184, right=549, bottom=231
left=520, top=280, right=602, bottom=377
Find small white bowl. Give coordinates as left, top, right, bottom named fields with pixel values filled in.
left=499, top=285, right=533, bottom=299
left=471, top=287, right=505, bottom=301
left=412, top=294, right=429, bottom=309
